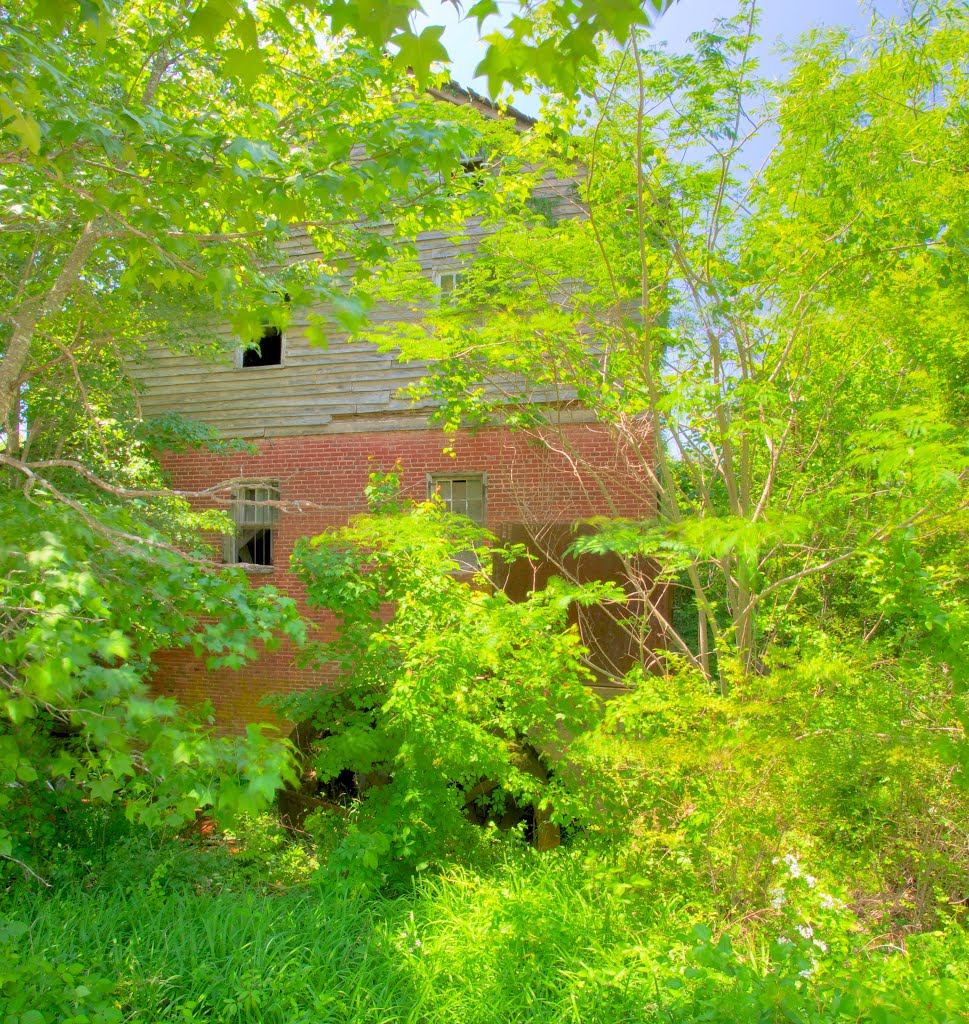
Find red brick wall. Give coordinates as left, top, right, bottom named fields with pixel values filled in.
left=151, top=422, right=655, bottom=733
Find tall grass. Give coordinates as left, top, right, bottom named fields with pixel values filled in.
left=4, top=841, right=968, bottom=1023
left=5, top=850, right=689, bottom=1023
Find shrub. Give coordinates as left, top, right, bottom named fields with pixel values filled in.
left=278, top=475, right=618, bottom=888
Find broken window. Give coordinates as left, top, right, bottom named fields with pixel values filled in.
left=441, top=157, right=488, bottom=193
left=224, top=482, right=279, bottom=567
left=241, top=325, right=283, bottom=367
left=459, top=158, right=487, bottom=189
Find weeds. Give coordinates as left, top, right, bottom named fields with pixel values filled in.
left=3, top=836, right=967, bottom=1023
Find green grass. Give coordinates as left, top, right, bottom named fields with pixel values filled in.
left=3, top=850, right=687, bottom=1024
left=3, top=840, right=968, bottom=1023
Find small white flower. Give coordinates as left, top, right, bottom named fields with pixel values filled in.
left=777, top=935, right=793, bottom=945
left=804, top=874, right=817, bottom=889
left=814, top=940, right=828, bottom=953
left=819, top=892, right=843, bottom=911
left=769, top=887, right=786, bottom=909
left=797, top=924, right=814, bottom=940
left=783, top=854, right=802, bottom=878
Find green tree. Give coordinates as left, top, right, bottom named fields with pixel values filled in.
left=278, top=474, right=614, bottom=884
left=0, top=0, right=522, bottom=875
left=0, top=0, right=678, bottom=875
left=363, top=1, right=969, bottom=689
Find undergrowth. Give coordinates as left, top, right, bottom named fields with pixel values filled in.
left=2, top=825, right=967, bottom=1024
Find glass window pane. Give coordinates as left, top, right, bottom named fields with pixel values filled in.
left=429, top=475, right=485, bottom=524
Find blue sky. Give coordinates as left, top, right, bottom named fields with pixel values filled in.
left=424, top=0, right=908, bottom=113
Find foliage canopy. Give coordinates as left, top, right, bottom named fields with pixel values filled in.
left=0, top=0, right=527, bottom=873
left=366, top=0, right=969, bottom=697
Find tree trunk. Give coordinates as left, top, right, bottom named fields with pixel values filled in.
left=0, top=225, right=97, bottom=427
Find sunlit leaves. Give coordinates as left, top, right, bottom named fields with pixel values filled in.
left=0, top=491, right=305, bottom=859
left=0, top=95, right=41, bottom=153
left=188, top=0, right=236, bottom=40
left=392, top=25, right=448, bottom=84
left=280, top=476, right=602, bottom=881
left=21, top=0, right=680, bottom=97
left=362, top=2, right=969, bottom=684
left=849, top=407, right=969, bottom=495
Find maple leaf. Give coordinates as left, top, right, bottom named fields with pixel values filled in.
left=392, top=26, right=448, bottom=86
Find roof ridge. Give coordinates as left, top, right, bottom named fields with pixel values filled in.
left=426, top=80, right=537, bottom=127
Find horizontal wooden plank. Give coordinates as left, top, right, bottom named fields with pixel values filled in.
left=219, top=411, right=433, bottom=438
left=133, top=168, right=584, bottom=438
left=140, top=352, right=404, bottom=377
left=143, top=367, right=419, bottom=391
left=140, top=365, right=428, bottom=395
left=142, top=399, right=394, bottom=422
left=142, top=387, right=431, bottom=410
left=138, top=349, right=415, bottom=373
left=150, top=410, right=433, bottom=438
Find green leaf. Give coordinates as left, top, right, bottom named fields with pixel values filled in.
left=14, top=113, right=42, bottom=154
left=89, top=776, right=118, bottom=801
left=327, top=0, right=413, bottom=45
left=392, top=26, right=448, bottom=85
left=33, top=0, right=71, bottom=31
left=4, top=698, right=35, bottom=725
left=221, top=46, right=267, bottom=86
left=467, top=0, right=499, bottom=31
left=232, top=9, right=259, bottom=49
left=188, top=0, right=237, bottom=40
left=0, top=95, right=43, bottom=154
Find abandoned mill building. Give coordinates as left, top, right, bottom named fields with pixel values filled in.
left=136, top=87, right=664, bottom=733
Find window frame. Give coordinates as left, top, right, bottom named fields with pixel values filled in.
left=223, top=480, right=280, bottom=572
left=427, top=472, right=487, bottom=522
left=236, top=325, right=286, bottom=369
left=433, top=269, right=466, bottom=304
left=427, top=472, right=487, bottom=571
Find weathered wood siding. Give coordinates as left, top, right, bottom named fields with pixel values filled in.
left=134, top=170, right=582, bottom=439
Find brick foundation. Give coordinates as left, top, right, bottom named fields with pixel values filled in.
left=151, top=422, right=655, bottom=733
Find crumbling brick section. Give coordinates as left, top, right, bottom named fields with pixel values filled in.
left=152, top=422, right=656, bottom=734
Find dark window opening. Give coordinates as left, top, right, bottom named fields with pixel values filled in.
left=237, top=527, right=273, bottom=565
left=242, top=326, right=282, bottom=367
left=459, top=159, right=486, bottom=189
